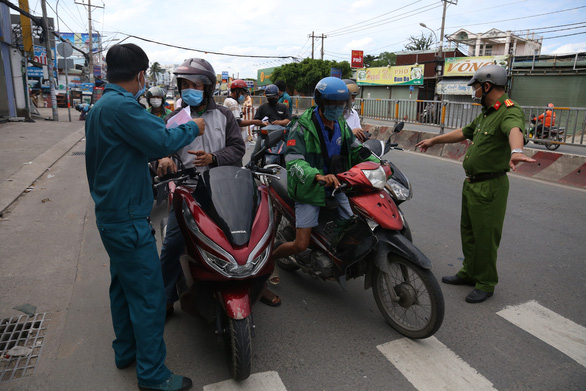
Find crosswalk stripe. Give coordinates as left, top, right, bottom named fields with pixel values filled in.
left=203, top=371, right=287, bottom=391
left=497, top=300, right=586, bottom=368
left=377, top=337, right=497, bottom=391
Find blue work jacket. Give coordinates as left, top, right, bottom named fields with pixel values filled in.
left=85, top=83, right=200, bottom=223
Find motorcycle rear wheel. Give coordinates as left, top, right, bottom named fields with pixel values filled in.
left=372, top=255, right=444, bottom=339
left=545, top=141, right=560, bottom=150
left=223, top=317, right=253, bottom=381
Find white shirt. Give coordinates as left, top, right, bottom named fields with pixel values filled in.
left=344, top=108, right=361, bottom=130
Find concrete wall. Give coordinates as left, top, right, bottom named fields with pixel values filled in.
left=363, top=123, right=586, bottom=189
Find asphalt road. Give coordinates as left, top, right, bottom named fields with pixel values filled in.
left=0, top=140, right=585, bottom=391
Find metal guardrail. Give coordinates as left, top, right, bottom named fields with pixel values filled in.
left=212, top=95, right=586, bottom=148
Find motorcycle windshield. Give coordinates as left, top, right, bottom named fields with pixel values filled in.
left=196, top=166, right=259, bottom=246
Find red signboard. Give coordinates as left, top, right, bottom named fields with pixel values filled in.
left=351, top=50, right=364, bottom=68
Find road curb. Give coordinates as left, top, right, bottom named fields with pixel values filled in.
left=0, top=127, right=85, bottom=216
left=363, top=124, right=586, bottom=189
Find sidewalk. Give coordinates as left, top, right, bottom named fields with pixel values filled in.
left=0, top=108, right=85, bottom=216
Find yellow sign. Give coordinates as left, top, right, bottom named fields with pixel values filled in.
left=356, top=65, right=424, bottom=86
left=444, top=56, right=509, bottom=76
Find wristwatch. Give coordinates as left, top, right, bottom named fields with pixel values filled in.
left=511, top=148, right=523, bottom=154
left=211, top=153, right=218, bottom=166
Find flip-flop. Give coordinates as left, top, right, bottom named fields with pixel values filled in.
left=269, top=276, right=280, bottom=285
left=260, top=289, right=281, bottom=307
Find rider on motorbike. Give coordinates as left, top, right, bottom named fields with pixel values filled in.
left=532, top=102, right=556, bottom=137
left=250, top=84, right=291, bottom=128
left=343, top=79, right=367, bottom=142
left=146, top=86, right=172, bottom=119
left=269, top=77, right=380, bottom=265
left=157, top=58, right=246, bottom=318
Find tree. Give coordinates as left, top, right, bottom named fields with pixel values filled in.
left=404, top=33, right=434, bottom=51
left=271, top=58, right=353, bottom=95
left=148, top=62, right=163, bottom=84
left=364, top=51, right=396, bottom=68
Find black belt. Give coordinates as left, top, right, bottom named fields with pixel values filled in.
left=465, top=171, right=506, bottom=183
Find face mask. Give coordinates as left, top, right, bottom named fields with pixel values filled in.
left=134, top=72, right=146, bottom=100
left=471, top=86, right=482, bottom=100
left=238, top=95, right=245, bottom=103
left=150, top=98, right=162, bottom=108
left=267, top=98, right=278, bottom=105
left=324, top=105, right=345, bottom=121
left=182, top=88, right=204, bottom=107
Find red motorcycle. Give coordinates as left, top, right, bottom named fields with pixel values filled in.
left=261, top=139, right=444, bottom=339
left=154, top=134, right=282, bottom=380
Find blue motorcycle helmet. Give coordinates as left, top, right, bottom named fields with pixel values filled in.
left=314, top=77, right=349, bottom=121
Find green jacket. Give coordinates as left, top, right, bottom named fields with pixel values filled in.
left=285, top=106, right=379, bottom=206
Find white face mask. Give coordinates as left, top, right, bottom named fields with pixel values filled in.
left=471, top=86, right=482, bottom=100
left=150, top=98, right=162, bottom=108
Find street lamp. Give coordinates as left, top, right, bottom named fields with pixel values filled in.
left=419, top=23, right=438, bottom=50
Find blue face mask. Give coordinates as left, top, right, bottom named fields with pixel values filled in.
left=182, top=88, right=204, bottom=107
left=134, top=72, right=146, bottom=100
left=323, top=105, right=345, bottom=121
left=238, top=95, right=245, bottom=103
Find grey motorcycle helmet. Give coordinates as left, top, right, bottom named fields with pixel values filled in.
left=467, top=64, right=507, bottom=86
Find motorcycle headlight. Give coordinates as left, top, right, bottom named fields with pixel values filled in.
left=386, top=179, right=412, bottom=201
left=361, top=166, right=387, bottom=189
left=181, top=199, right=272, bottom=279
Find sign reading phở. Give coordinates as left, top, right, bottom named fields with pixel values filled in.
left=356, top=65, right=424, bottom=86
left=351, top=50, right=364, bottom=68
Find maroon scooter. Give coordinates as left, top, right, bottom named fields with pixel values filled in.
left=154, top=132, right=284, bottom=380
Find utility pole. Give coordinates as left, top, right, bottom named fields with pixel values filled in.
left=40, top=0, right=58, bottom=121
left=320, top=34, right=327, bottom=60
left=75, top=0, right=103, bottom=83
left=309, top=31, right=315, bottom=59
left=439, top=0, right=457, bottom=57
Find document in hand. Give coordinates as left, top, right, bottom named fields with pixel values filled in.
left=166, top=106, right=192, bottom=129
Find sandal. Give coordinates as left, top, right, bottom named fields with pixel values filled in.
left=260, top=288, right=281, bottom=307
left=269, top=269, right=280, bottom=285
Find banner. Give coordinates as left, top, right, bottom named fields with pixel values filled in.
left=351, top=50, right=363, bottom=68
left=27, top=45, right=57, bottom=77
left=356, top=65, right=424, bottom=86
left=444, top=55, right=509, bottom=77
left=257, top=67, right=277, bottom=87
left=58, top=32, right=101, bottom=54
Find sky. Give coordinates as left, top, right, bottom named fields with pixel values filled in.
left=21, top=0, right=586, bottom=79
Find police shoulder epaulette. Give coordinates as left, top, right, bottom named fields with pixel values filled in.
left=504, top=99, right=515, bottom=107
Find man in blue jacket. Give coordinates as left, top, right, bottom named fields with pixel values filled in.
left=85, top=43, right=204, bottom=391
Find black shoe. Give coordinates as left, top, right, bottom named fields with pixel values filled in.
left=115, top=359, right=135, bottom=369
left=465, top=289, right=494, bottom=303
left=441, top=275, right=475, bottom=286
left=139, top=374, right=192, bottom=391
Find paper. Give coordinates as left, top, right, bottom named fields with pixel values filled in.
left=166, top=106, right=191, bottom=129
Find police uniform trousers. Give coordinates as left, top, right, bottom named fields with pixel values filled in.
left=457, top=175, right=509, bottom=293
left=97, top=218, right=172, bottom=387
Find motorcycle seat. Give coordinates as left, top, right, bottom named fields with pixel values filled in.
left=268, top=168, right=294, bottom=207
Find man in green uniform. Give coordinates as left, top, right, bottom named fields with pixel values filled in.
left=85, top=43, right=204, bottom=391
left=416, top=65, right=535, bottom=303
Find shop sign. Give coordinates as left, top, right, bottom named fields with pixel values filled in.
left=444, top=55, right=509, bottom=76
left=356, top=65, right=424, bottom=86
left=351, top=50, right=364, bottom=68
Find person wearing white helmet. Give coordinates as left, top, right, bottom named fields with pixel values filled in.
left=416, top=64, right=535, bottom=304
left=146, top=86, right=172, bottom=119
left=342, top=79, right=366, bottom=142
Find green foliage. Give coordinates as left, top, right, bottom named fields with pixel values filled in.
left=404, top=33, right=434, bottom=51
left=148, top=62, right=163, bottom=83
left=364, top=51, right=396, bottom=67
left=271, top=58, right=352, bottom=95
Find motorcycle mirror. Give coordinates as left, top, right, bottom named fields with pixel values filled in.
left=393, top=122, right=405, bottom=133
left=359, top=145, right=375, bottom=160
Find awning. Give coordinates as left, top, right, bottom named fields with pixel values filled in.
left=436, top=78, right=473, bottom=96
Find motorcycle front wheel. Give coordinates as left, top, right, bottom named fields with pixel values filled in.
left=372, top=255, right=444, bottom=339
left=223, top=317, right=253, bottom=381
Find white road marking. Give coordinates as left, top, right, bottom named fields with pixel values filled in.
left=377, top=337, right=497, bottom=391
left=497, top=300, right=586, bottom=368
left=203, top=371, right=287, bottom=391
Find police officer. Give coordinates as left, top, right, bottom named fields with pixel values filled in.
left=85, top=44, right=204, bottom=391
left=415, top=64, right=535, bottom=303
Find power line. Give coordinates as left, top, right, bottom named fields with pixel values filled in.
left=116, top=32, right=298, bottom=59
left=446, top=5, right=586, bottom=30
left=542, top=30, right=586, bottom=40
left=325, top=1, right=423, bottom=35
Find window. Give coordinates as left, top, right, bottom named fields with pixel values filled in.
left=484, top=45, right=492, bottom=56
